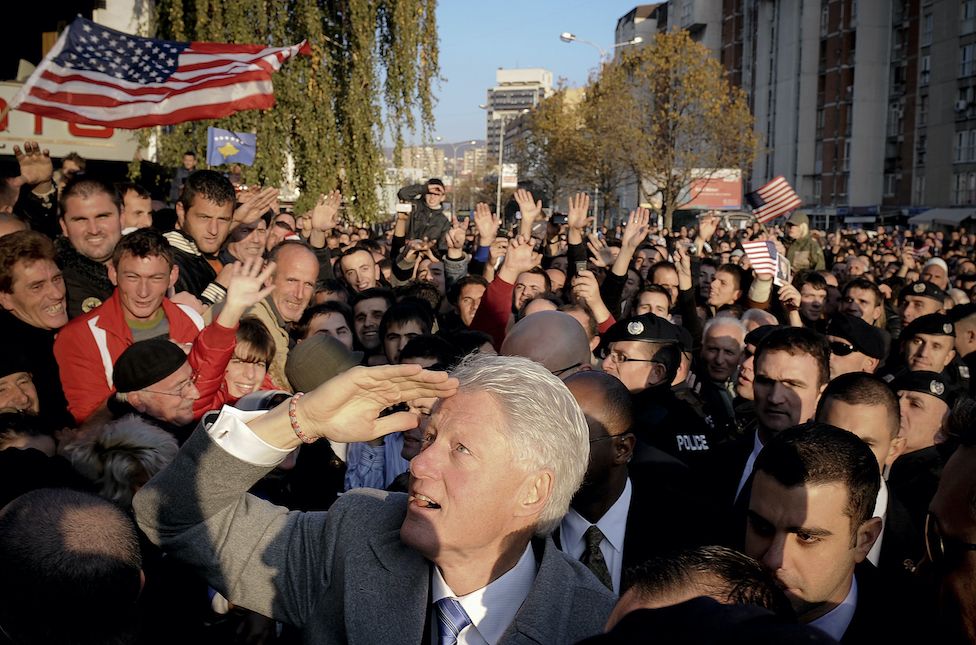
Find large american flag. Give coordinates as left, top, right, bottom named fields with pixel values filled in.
left=741, top=240, right=779, bottom=277
left=11, top=17, right=309, bottom=129
left=744, top=176, right=802, bottom=224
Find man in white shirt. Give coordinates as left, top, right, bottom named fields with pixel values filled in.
left=134, top=354, right=615, bottom=644
left=744, top=423, right=922, bottom=643
left=558, top=370, right=698, bottom=594
left=816, top=372, right=924, bottom=573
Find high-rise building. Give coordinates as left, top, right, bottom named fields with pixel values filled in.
left=615, top=4, right=667, bottom=48
left=720, top=0, right=976, bottom=222
left=399, top=146, right=446, bottom=180
left=669, top=0, right=723, bottom=56
left=485, top=68, right=554, bottom=162
left=461, top=146, right=488, bottom=178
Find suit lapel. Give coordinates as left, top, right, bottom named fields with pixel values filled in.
left=343, top=527, right=430, bottom=644
left=500, top=538, right=569, bottom=644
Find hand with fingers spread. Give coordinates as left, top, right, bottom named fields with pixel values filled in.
left=586, top=234, right=613, bottom=268
left=498, top=235, right=541, bottom=283
left=217, top=258, right=277, bottom=327
left=306, top=189, right=342, bottom=233
left=619, top=208, right=651, bottom=251
left=514, top=188, right=543, bottom=237
left=473, top=202, right=501, bottom=247
left=234, top=186, right=280, bottom=225
left=696, top=212, right=720, bottom=245
left=13, top=141, right=54, bottom=191
left=567, top=192, right=592, bottom=245
left=288, top=364, right=460, bottom=445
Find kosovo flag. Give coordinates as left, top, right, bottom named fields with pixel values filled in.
left=206, top=127, right=257, bottom=166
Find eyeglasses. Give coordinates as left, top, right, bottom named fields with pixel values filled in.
left=589, top=432, right=632, bottom=444
left=925, top=512, right=976, bottom=569
left=604, top=351, right=655, bottom=365
left=141, top=373, right=199, bottom=399
left=551, top=362, right=583, bottom=377
left=828, top=341, right=857, bottom=357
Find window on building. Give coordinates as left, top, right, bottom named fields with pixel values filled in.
left=922, top=13, right=933, bottom=46
left=956, top=131, right=967, bottom=162
left=914, top=174, right=925, bottom=203
left=919, top=95, right=929, bottom=126
left=964, top=0, right=976, bottom=35
left=821, top=3, right=829, bottom=37
left=961, top=44, right=976, bottom=77
left=887, top=103, right=902, bottom=137
left=817, top=108, right=825, bottom=138
left=968, top=130, right=976, bottom=161
left=920, top=55, right=930, bottom=86
left=813, top=176, right=822, bottom=203
left=842, top=140, right=851, bottom=171
left=884, top=173, right=897, bottom=197
left=838, top=173, right=848, bottom=196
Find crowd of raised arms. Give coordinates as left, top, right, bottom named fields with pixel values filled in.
left=1, top=143, right=976, bottom=645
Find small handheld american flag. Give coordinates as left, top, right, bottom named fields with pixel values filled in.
left=745, top=176, right=802, bottom=224
left=741, top=240, right=779, bottom=277
left=10, top=17, right=309, bottom=129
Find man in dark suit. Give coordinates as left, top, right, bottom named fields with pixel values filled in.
left=744, top=423, right=925, bottom=643
left=927, top=400, right=976, bottom=643
left=816, top=372, right=922, bottom=573
left=701, top=326, right=830, bottom=546
left=135, top=354, right=615, bottom=644
left=557, top=371, right=699, bottom=594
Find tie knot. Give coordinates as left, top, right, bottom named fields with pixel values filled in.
left=584, top=524, right=605, bottom=549
left=436, top=597, right=472, bottom=645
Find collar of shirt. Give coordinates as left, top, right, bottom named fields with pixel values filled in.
left=559, top=478, right=633, bottom=593
left=809, top=575, right=858, bottom=641
left=431, top=543, right=537, bottom=645
left=735, top=430, right=764, bottom=500
left=867, top=477, right=889, bottom=566
left=560, top=478, right=633, bottom=557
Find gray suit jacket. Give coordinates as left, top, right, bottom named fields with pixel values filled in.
left=134, top=427, right=615, bottom=644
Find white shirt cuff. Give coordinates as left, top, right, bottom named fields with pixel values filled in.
left=206, top=405, right=293, bottom=467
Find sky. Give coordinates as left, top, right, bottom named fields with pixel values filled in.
left=426, top=1, right=643, bottom=144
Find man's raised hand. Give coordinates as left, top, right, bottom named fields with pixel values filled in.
left=473, top=202, right=501, bottom=247
left=13, top=141, right=53, bottom=190
left=234, top=186, right=280, bottom=225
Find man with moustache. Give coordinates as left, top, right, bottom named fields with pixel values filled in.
left=134, top=354, right=615, bottom=643
left=0, top=231, right=71, bottom=426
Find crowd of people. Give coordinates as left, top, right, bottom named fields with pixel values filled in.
left=0, top=146, right=975, bottom=645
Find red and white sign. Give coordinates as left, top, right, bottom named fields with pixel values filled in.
left=681, top=169, right=742, bottom=210
left=0, top=81, right=138, bottom=161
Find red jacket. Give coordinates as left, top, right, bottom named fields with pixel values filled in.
left=54, top=290, right=237, bottom=424
left=470, top=275, right=515, bottom=350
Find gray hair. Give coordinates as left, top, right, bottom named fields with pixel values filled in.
left=62, top=414, right=179, bottom=508
left=450, top=353, right=589, bottom=535
left=702, top=315, right=747, bottom=345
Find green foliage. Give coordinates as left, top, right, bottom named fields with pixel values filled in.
left=152, top=0, right=439, bottom=220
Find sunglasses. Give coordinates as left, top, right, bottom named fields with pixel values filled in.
left=925, top=512, right=976, bottom=570
left=828, top=341, right=857, bottom=356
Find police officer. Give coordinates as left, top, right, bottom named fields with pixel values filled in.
left=601, top=313, right=718, bottom=470
left=888, top=369, right=964, bottom=532
left=880, top=313, right=969, bottom=392
left=899, top=280, right=946, bottom=328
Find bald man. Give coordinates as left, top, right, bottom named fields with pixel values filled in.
left=557, top=371, right=701, bottom=594
left=501, top=310, right=592, bottom=380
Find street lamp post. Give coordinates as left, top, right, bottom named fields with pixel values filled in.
left=480, top=105, right=527, bottom=217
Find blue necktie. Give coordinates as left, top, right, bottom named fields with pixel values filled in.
left=436, top=597, right=472, bottom=645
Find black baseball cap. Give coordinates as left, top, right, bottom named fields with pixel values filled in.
left=826, top=314, right=886, bottom=359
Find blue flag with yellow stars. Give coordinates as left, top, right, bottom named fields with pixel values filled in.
left=206, top=126, right=257, bottom=166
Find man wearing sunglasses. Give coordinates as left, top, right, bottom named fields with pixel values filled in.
left=927, top=408, right=976, bottom=643
left=825, top=313, right=886, bottom=379
left=601, top=313, right=716, bottom=470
